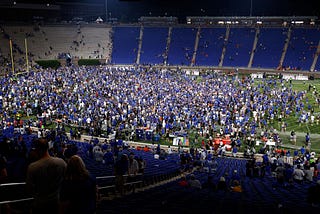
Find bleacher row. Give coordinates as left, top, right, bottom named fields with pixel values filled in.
left=1, top=131, right=320, bottom=213
left=1, top=25, right=319, bottom=71
left=74, top=140, right=181, bottom=185
left=113, top=26, right=320, bottom=71
left=0, top=25, right=112, bottom=63
left=0, top=131, right=183, bottom=210
left=98, top=157, right=320, bottom=214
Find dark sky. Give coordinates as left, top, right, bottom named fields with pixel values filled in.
left=109, top=0, right=320, bottom=21
left=2, top=0, right=319, bottom=21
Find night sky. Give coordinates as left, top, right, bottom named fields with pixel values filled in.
left=105, top=0, right=320, bottom=21
left=1, top=0, right=319, bottom=21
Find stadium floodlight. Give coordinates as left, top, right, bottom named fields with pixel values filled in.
left=291, top=20, right=304, bottom=24
left=256, top=21, right=262, bottom=24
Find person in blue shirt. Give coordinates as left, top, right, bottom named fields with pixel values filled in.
left=300, top=146, right=306, bottom=155
left=232, top=145, right=238, bottom=157
left=305, top=132, right=310, bottom=145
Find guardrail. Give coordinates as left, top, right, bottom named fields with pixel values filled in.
left=0, top=182, right=26, bottom=187
left=0, top=197, right=33, bottom=205
left=0, top=174, right=144, bottom=208
left=96, top=174, right=144, bottom=193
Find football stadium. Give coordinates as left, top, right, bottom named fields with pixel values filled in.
left=0, top=0, right=320, bottom=213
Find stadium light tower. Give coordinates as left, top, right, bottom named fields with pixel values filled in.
left=250, top=0, right=253, bottom=16
left=105, top=0, right=108, bottom=22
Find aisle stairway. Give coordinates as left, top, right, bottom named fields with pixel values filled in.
left=219, top=26, right=230, bottom=67
left=163, top=27, right=172, bottom=65
left=136, top=26, right=144, bottom=64
left=248, top=28, right=260, bottom=68
left=279, top=27, right=292, bottom=68
left=191, top=27, right=201, bottom=66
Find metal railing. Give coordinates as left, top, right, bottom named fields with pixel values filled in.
left=0, top=174, right=144, bottom=207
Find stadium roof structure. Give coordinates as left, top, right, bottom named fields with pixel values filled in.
left=186, top=16, right=319, bottom=26
left=138, top=16, right=178, bottom=25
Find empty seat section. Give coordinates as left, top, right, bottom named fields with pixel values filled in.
left=168, top=27, right=197, bottom=65
left=140, top=27, right=168, bottom=64
left=37, top=26, right=78, bottom=59
left=73, top=26, right=111, bottom=60
left=283, top=28, right=320, bottom=70
left=112, top=27, right=140, bottom=64
left=196, top=27, right=225, bottom=66
left=252, top=28, right=287, bottom=69
left=223, top=28, right=255, bottom=67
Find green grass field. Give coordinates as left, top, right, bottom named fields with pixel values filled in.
left=267, top=80, right=320, bottom=133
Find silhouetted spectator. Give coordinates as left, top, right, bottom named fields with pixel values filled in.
left=26, top=138, right=67, bottom=214
left=60, top=155, right=97, bottom=214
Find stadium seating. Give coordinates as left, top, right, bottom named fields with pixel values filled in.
left=195, top=27, right=226, bottom=66
left=0, top=25, right=112, bottom=61
left=252, top=28, right=288, bottom=69
left=97, top=157, right=319, bottom=213
left=223, top=28, right=256, bottom=67
left=167, top=27, right=197, bottom=66
left=111, top=26, right=140, bottom=64
left=1, top=24, right=319, bottom=70
left=283, top=28, right=320, bottom=70
left=65, top=140, right=181, bottom=185
left=140, top=27, right=168, bottom=65
left=76, top=26, right=112, bottom=60
left=34, top=26, right=79, bottom=59
left=0, top=26, right=31, bottom=65
left=1, top=129, right=319, bottom=214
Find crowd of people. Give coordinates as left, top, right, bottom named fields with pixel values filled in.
left=1, top=65, right=319, bottom=144
left=1, top=65, right=320, bottom=169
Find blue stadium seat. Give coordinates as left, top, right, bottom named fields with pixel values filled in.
left=223, top=28, right=256, bottom=67
left=112, top=27, right=140, bottom=64
left=252, top=28, right=287, bottom=68
left=168, top=27, right=197, bottom=65
left=196, top=27, right=226, bottom=66
left=140, top=27, right=168, bottom=64
left=283, top=28, right=320, bottom=70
